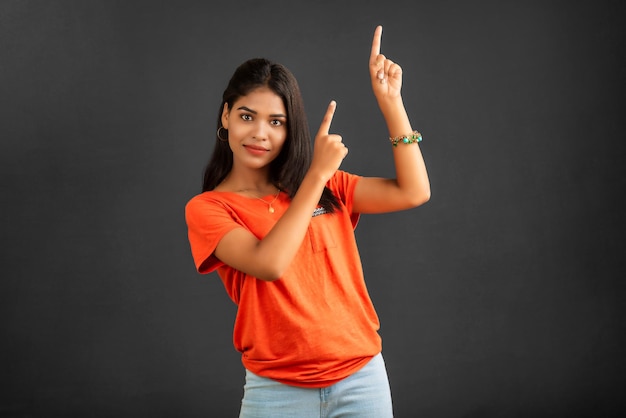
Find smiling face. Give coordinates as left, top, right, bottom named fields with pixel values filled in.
left=221, top=86, right=288, bottom=173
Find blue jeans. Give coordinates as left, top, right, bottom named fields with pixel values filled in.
left=239, top=353, right=393, bottom=418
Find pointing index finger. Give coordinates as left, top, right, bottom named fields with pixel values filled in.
left=317, top=100, right=336, bottom=136
left=370, top=25, right=382, bottom=62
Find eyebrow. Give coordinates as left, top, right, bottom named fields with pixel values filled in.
left=237, top=106, right=286, bottom=118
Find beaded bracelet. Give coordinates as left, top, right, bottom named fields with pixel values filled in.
left=389, top=130, right=422, bottom=147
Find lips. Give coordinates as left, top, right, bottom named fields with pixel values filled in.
left=243, top=145, right=269, bottom=157
left=244, top=144, right=268, bottom=151
left=243, top=144, right=269, bottom=156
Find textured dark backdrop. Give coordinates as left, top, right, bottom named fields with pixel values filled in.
left=2, top=1, right=625, bottom=417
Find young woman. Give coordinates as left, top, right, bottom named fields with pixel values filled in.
left=185, top=26, right=430, bottom=417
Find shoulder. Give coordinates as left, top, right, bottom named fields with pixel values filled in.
left=186, top=190, right=238, bottom=207
left=185, top=191, right=235, bottom=220
left=186, top=191, right=216, bottom=210
left=327, top=170, right=362, bottom=201
left=328, top=169, right=361, bottom=187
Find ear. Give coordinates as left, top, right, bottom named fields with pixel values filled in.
left=221, top=103, right=230, bottom=129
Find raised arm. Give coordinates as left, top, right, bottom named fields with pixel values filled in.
left=352, top=25, right=430, bottom=214
left=214, top=102, right=348, bottom=281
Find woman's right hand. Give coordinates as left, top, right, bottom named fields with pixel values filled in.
left=309, top=100, right=348, bottom=182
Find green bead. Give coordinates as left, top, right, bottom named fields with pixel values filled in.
left=403, top=137, right=409, bottom=143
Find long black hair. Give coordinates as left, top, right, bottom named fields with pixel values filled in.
left=202, top=58, right=340, bottom=213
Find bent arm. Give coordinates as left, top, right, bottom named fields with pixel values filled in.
left=214, top=173, right=327, bottom=282
left=353, top=97, right=430, bottom=214
left=353, top=25, right=430, bottom=214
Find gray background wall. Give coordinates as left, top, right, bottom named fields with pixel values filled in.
left=2, top=0, right=625, bottom=417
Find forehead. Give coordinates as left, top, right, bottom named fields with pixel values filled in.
left=233, top=87, right=286, bottom=114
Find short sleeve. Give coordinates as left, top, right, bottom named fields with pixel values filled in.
left=184, top=194, right=242, bottom=274
left=327, top=170, right=362, bottom=228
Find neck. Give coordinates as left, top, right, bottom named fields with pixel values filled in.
left=219, top=167, right=277, bottom=194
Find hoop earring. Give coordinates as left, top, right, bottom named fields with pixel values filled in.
left=217, top=127, right=228, bottom=142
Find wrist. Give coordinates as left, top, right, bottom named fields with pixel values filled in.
left=376, top=95, right=404, bottom=111
left=302, top=168, right=331, bottom=190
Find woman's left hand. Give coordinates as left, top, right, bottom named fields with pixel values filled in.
left=369, top=25, right=402, bottom=101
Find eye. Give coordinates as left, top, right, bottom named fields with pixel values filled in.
left=240, top=114, right=253, bottom=121
left=270, top=119, right=284, bottom=126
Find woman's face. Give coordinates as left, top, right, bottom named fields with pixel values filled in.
left=221, top=87, right=288, bottom=172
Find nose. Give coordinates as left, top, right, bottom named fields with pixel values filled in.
left=251, top=121, right=268, bottom=141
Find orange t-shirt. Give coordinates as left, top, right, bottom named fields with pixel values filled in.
left=185, top=170, right=382, bottom=387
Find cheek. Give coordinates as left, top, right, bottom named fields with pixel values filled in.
left=226, top=125, right=245, bottom=142
left=274, top=128, right=288, bottom=147
left=273, top=137, right=288, bottom=154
